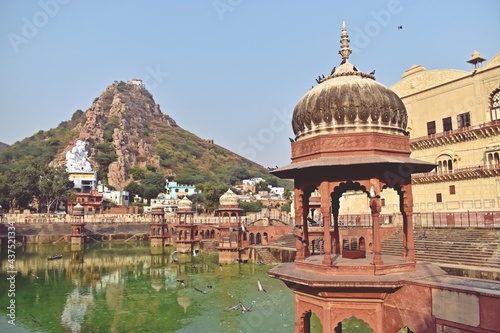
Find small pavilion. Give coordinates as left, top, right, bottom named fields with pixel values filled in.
left=174, top=197, right=196, bottom=253
left=70, top=203, right=86, bottom=247
left=150, top=204, right=169, bottom=249
left=215, top=189, right=245, bottom=263
left=268, top=22, right=438, bottom=332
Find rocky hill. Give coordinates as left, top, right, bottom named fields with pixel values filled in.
left=0, top=142, right=8, bottom=151
left=41, top=80, right=282, bottom=190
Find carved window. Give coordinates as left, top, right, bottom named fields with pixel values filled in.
left=490, top=89, right=500, bottom=121
left=436, top=158, right=454, bottom=174
left=486, top=151, right=500, bottom=168
left=457, top=112, right=470, bottom=128
left=442, top=117, right=452, bottom=132
left=427, top=121, right=436, bottom=135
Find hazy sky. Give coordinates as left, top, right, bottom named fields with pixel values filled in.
left=1, top=1, right=499, bottom=168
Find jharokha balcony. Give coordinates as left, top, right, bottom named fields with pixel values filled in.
left=412, top=164, right=500, bottom=184
left=410, top=119, right=500, bottom=150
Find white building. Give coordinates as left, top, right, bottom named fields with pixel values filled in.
left=97, top=184, right=130, bottom=207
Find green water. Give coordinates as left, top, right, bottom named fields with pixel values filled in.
left=0, top=242, right=294, bottom=333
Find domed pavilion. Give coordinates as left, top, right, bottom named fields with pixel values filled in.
left=268, top=22, right=440, bottom=332
left=215, top=189, right=245, bottom=263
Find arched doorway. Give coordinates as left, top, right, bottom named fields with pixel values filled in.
left=335, top=316, right=373, bottom=333
left=303, top=311, right=323, bottom=333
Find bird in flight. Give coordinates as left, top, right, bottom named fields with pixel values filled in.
left=30, top=314, right=41, bottom=326
left=239, top=301, right=255, bottom=313
left=194, top=287, right=211, bottom=294
left=170, top=250, right=179, bottom=263
left=176, top=279, right=186, bottom=287
left=226, top=304, right=241, bottom=311
left=212, top=261, right=223, bottom=271
left=257, top=279, right=266, bottom=292
left=397, top=25, right=403, bottom=30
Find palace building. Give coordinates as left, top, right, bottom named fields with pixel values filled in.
left=391, top=50, right=500, bottom=215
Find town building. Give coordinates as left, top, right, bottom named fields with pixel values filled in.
left=164, top=179, right=197, bottom=199
left=97, top=183, right=130, bottom=207
left=391, top=51, right=500, bottom=216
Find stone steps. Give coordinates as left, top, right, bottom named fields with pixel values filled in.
left=255, top=248, right=278, bottom=264
left=381, top=228, right=500, bottom=270
left=270, top=233, right=296, bottom=248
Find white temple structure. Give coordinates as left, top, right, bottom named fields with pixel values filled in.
left=66, top=140, right=98, bottom=192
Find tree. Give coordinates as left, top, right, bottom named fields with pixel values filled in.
left=0, top=173, right=10, bottom=211
left=37, top=166, right=75, bottom=213
left=142, top=172, right=166, bottom=200
left=128, top=166, right=146, bottom=180
left=8, top=158, right=43, bottom=211
left=255, top=180, right=270, bottom=193
left=124, top=181, right=144, bottom=200
left=240, top=201, right=263, bottom=213
left=197, top=182, right=228, bottom=213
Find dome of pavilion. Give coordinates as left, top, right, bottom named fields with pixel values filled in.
left=73, top=203, right=84, bottom=212
left=178, top=196, right=193, bottom=210
left=219, top=189, right=239, bottom=207
left=291, top=22, right=408, bottom=140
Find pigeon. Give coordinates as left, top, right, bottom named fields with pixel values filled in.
left=369, top=70, right=376, bottom=75
left=397, top=25, right=403, bottom=30
left=226, top=304, right=241, bottom=311
left=239, top=301, right=255, bottom=313
left=212, top=261, right=223, bottom=271
left=418, top=231, right=427, bottom=240
left=330, top=66, right=336, bottom=75
left=176, top=279, right=186, bottom=287
left=293, top=234, right=307, bottom=244
left=30, top=314, right=41, bottom=327
left=170, top=250, right=179, bottom=263
left=257, top=279, right=266, bottom=292
left=194, top=287, right=211, bottom=294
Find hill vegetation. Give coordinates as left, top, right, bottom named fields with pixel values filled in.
left=0, top=80, right=292, bottom=212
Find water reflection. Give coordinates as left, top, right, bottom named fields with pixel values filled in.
left=0, top=242, right=294, bottom=333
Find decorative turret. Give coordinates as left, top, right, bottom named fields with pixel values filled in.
left=467, top=50, right=486, bottom=69
left=70, top=203, right=85, bottom=247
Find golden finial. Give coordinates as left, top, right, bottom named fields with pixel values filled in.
left=339, top=21, right=352, bottom=62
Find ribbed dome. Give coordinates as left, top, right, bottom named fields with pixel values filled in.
left=73, top=203, right=84, bottom=212
left=219, top=189, right=239, bottom=206
left=178, top=197, right=192, bottom=209
left=291, top=22, right=408, bottom=140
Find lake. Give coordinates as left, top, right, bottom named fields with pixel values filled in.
left=0, top=242, right=295, bottom=333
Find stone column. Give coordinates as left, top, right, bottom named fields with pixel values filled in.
left=402, top=184, right=415, bottom=262
left=294, top=188, right=305, bottom=261
left=320, top=182, right=332, bottom=265
left=370, top=182, right=383, bottom=266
